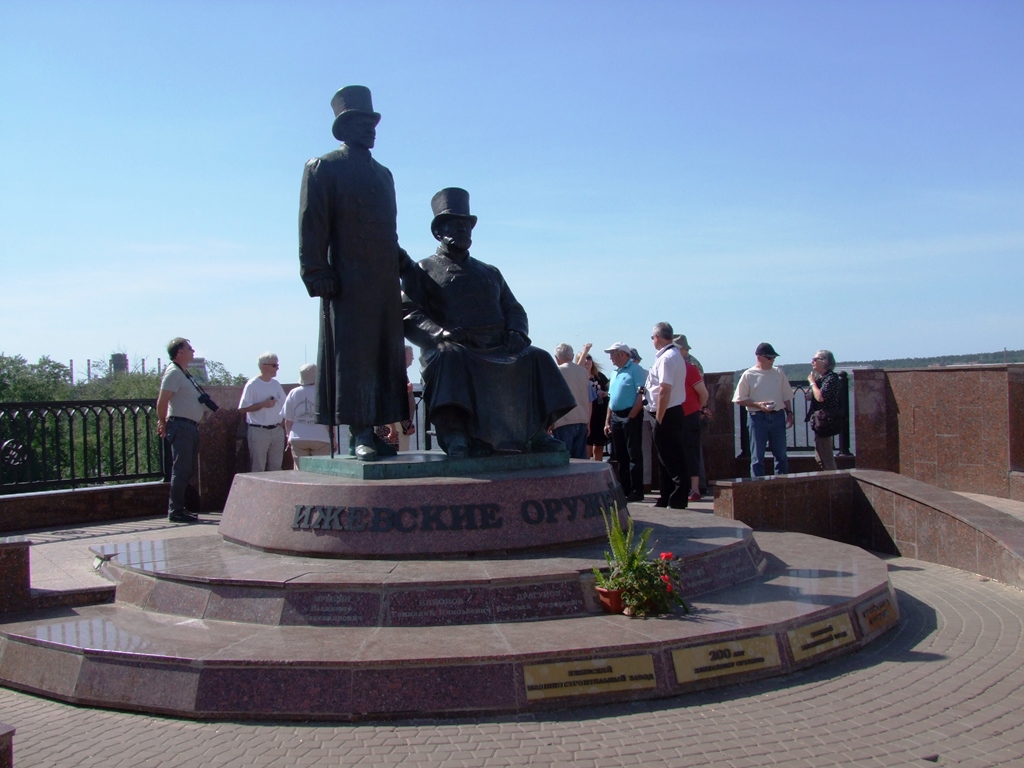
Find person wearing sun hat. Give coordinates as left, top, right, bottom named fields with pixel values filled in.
left=602, top=342, right=647, bottom=502
left=299, top=85, right=414, bottom=462
left=732, top=342, right=794, bottom=477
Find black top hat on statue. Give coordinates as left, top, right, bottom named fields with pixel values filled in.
left=331, top=85, right=381, bottom=141
left=430, top=187, right=478, bottom=238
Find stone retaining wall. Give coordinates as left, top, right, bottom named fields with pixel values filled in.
left=714, top=469, right=1024, bottom=589
left=0, top=483, right=168, bottom=534
left=853, top=365, right=1024, bottom=501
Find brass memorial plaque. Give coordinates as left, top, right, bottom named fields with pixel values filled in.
left=672, top=634, right=781, bottom=684
left=524, top=654, right=656, bottom=701
left=788, top=614, right=856, bottom=662
left=855, top=594, right=898, bottom=637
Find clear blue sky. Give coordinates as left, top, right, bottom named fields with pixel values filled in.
left=2, top=1, right=1022, bottom=381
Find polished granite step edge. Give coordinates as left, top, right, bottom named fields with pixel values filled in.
left=0, top=535, right=900, bottom=720
left=92, top=533, right=767, bottom=627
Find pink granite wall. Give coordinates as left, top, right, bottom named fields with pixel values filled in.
left=854, top=365, right=1024, bottom=500
left=194, top=383, right=300, bottom=511
left=714, top=469, right=1024, bottom=589
left=701, top=371, right=737, bottom=483
left=196, top=384, right=246, bottom=512
left=0, top=540, right=30, bottom=612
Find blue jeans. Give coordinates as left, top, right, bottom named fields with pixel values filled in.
left=553, top=423, right=588, bottom=459
left=749, top=410, right=788, bottom=477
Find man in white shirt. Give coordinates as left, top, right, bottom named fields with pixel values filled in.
left=238, top=352, right=287, bottom=472
left=645, top=322, right=689, bottom=509
left=732, top=342, right=794, bottom=477
left=551, top=343, right=592, bottom=459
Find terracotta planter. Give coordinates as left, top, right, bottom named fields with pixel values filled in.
left=596, top=587, right=624, bottom=614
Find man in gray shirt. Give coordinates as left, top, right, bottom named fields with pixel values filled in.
left=157, top=338, right=207, bottom=523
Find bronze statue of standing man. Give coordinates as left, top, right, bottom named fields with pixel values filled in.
left=298, top=86, right=411, bottom=461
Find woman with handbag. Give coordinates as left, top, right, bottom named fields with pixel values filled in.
left=806, top=349, right=841, bottom=471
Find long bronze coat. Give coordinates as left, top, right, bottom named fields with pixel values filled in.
left=403, top=249, right=575, bottom=452
left=299, top=145, right=410, bottom=427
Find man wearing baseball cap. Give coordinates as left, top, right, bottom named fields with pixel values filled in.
left=603, top=342, right=647, bottom=502
left=732, top=342, right=794, bottom=477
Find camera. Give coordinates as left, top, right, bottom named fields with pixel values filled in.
left=198, top=392, right=220, bottom=412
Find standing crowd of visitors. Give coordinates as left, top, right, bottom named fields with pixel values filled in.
left=156, top=331, right=842, bottom=523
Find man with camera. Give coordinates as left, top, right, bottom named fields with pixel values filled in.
left=157, top=337, right=210, bottom=523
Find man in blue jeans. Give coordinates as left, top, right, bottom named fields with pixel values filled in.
left=732, top=342, right=794, bottom=477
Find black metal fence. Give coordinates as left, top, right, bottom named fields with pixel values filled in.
left=738, top=372, right=852, bottom=457
left=0, top=399, right=165, bottom=493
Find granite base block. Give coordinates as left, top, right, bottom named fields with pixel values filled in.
left=219, top=461, right=627, bottom=557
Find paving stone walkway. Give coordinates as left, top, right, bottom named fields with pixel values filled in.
left=4, top=512, right=1024, bottom=766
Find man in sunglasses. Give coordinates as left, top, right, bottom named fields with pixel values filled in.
left=238, top=352, right=286, bottom=472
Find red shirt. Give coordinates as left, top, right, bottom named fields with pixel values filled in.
left=681, top=362, right=703, bottom=417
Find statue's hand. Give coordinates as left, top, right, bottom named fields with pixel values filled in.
left=310, top=275, right=339, bottom=298
left=505, top=330, right=528, bottom=354
left=440, top=328, right=469, bottom=344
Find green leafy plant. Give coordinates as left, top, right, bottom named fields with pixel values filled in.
left=593, top=506, right=688, bottom=618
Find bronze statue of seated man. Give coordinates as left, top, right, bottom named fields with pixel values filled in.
left=403, top=188, right=575, bottom=458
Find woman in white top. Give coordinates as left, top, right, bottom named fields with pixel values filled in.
left=284, top=363, right=332, bottom=467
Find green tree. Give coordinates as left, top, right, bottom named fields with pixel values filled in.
left=75, top=370, right=161, bottom=400
left=204, top=360, right=248, bottom=386
left=0, top=354, right=73, bottom=402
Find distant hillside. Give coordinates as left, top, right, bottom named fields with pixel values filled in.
left=778, top=349, right=1024, bottom=381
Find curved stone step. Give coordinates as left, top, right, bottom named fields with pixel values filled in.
left=0, top=532, right=898, bottom=721
left=91, top=511, right=766, bottom=627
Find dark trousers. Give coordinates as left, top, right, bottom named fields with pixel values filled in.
left=166, top=418, right=199, bottom=515
left=681, top=410, right=702, bottom=484
left=653, top=407, right=689, bottom=508
left=610, top=411, right=644, bottom=497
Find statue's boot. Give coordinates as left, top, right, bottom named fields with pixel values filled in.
left=352, top=426, right=377, bottom=462
left=443, top=432, right=471, bottom=459
left=527, top=433, right=566, bottom=453
left=372, top=432, right=398, bottom=457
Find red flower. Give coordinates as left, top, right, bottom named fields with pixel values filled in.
left=660, top=552, right=674, bottom=560
left=660, top=574, right=671, bottom=584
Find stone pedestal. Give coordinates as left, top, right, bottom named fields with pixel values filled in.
left=220, top=452, right=626, bottom=557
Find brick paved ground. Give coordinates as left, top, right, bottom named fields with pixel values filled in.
left=3, top=549, right=1023, bottom=767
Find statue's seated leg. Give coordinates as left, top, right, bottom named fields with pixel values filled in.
left=445, top=433, right=471, bottom=459
left=351, top=425, right=377, bottom=462
left=527, top=430, right=567, bottom=453
left=432, top=406, right=492, bottom=459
